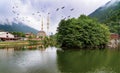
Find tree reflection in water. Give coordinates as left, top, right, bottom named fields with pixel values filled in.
left=57, top=49, right=120, bottom=73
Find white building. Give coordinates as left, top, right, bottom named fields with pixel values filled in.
left=0, top=31, right=15, bottom=41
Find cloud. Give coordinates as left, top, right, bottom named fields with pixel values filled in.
left=0, top=0, right=111, bottom=34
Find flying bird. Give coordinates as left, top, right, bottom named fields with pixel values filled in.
left=68, top=16, right=71, bottom=18
left=61, top=6, right=65, bottom=9
left=17, top=13, right=19, bottom=15
left=12, top=11, right=16, bottom=14
left=70, top=8, right=74, bottom=11
left=48, top=12, right=50, bottom=14
left=37, top=11, right=40, bottom=13
left=12, top=6, right=15, bottom=9
left=16, top=6, right=18, bottom=8
left=56, top=8, right=59, bottom=11
left=32, top=13, right=35, bottom=15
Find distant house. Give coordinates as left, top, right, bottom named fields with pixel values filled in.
left=108, top=33, right=120, bottom=48
left=0, top=31, right=15, bottom=41
left=37, top=31, right=46, bottom=38
left=25, top=32, right=35, bottom=38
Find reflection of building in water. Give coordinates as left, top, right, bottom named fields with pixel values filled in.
left=0, top=48, right=14, bottom=59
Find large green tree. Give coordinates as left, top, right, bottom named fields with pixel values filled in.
left=57, top=15, right=110, bottom=49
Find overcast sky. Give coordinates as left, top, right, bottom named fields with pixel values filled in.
left=0, top=0, right=111, bottom=34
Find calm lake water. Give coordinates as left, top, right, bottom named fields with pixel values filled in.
left=0, top=46, right=120, bottom=73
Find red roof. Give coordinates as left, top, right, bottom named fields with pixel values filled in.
left=110, top=33, right=119, bottom=39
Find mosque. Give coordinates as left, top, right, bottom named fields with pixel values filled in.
left=37, top=15, right=50, bottom=38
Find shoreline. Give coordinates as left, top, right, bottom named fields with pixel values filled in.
left=0, top=41, right=29, bottom=47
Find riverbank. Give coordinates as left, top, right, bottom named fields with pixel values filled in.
left=0, top=41, right=29, bottom=47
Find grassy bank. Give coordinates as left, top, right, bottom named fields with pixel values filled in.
left=0, top=41, right=29, bottom=47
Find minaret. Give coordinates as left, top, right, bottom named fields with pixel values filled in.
left=41, top=17, right=43, bottom=31
left=47, top=14, right=49, bottom=36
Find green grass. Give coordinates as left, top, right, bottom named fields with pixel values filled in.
left=0, top=41, right=29, bottom=47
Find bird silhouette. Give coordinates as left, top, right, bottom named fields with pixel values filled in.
left=48, top=12, right=50, bottom=14
left=16, top=6, right=18, bottom=8
left=61, top=6, right=65, bottom=9
left=32, top=13, right=35, bottom=15
left=37, top=11, right=40, bottom=13
left=68, top=16, right=71, bottom=18
left=39, top=15, right=41, bottom=17
left=12, top=7, right=15, bottom=9
left=12, top=11, right=16, bottom=14
left=56, top=8, right=59, bottom=11
left=70, top=8, right=74, bottom=11
left=17, top=13, right=19, bottom=15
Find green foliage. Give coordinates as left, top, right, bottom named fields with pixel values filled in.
left=106, top=22, right=120, bottom=34
left=28, top=40, right=38, bottom=45
left=11, top=32, right=25, bottom=37
left=43, top=36, right=57, bottom=47
left=57, top=15, right=110, bottom=49
left=89, top=2, right=120, bottom=34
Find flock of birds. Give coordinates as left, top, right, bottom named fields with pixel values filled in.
left=56, top=6, right=75, bottom=19
left=11, top=3, right=75, bottom=24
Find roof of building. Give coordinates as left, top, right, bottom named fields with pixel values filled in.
left=0, top=32, right=8, bottom=35
left=110, top=33, right=119, bottom=39
left=38, top=31, right=46, bottom=33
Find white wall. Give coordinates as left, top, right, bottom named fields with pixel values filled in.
left=0, top=32, right=14, bottom=38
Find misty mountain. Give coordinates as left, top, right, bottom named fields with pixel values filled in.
left=89, top=0, right=120, bottom=34
left=89, top=0, right=120, bottom=23
left=0, top=22, right=38, bottom=34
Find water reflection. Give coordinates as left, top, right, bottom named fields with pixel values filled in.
left=0, top=47, right=59, bottom=73
left=57, top=50, right=120, bottom=73
left=0, top=46, right=120, bottom=73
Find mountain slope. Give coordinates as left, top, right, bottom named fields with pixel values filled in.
left=89, top=0, right=120, bottom=23
left=0, top=22, right=38, bottom=34
left=89, top=0, right=120, bottom=34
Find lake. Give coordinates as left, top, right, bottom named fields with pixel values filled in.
left=0, top=46, right=120, bottom=73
